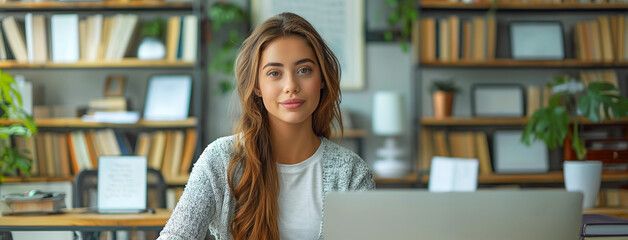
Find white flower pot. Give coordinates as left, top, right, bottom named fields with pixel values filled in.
left=137, top=37, right=166, bottom=60
left=563, top=161, right=602, bottom=209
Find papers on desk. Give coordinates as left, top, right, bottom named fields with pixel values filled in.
left=97, top=156, right=146, bottom=213
left=428, top=156, right=478, bottom=192
left=81, top=111, right=139, bottom=124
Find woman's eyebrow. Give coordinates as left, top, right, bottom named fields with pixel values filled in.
left=262, top=58, right=315, bottom=70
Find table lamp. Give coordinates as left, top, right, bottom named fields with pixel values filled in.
left=372, top=91, right=408, bottom=178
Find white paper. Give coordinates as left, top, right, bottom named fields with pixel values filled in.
left=97, top=156, right=147, bottom=212
left=428, top=156, right=479, bottom=192
left=143, top=75, right=192, bottom=121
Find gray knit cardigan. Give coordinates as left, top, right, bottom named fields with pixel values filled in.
left=157, top=135, right=376, bottom=240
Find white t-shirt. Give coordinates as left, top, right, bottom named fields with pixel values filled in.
left=276, top=142, right=324, bottom=240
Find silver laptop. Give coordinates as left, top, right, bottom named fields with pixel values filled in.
left=323, top=190, right=582, bottom=240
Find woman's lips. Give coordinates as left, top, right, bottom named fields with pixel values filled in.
left=280, top=99, right=305, bottom=109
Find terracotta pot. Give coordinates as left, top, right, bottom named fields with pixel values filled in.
left=433, top=91, right=454, bottom=118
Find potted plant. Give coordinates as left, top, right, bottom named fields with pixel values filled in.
left=137, top=18, right=166, bottom=60
left=430, top=80, right=460, bottom=119
left=0, top=70, right=37, bottom=181
left=521, top=75, right=628, bottom=208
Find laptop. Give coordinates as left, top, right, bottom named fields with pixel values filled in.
left=97, top=156, right=147, bottom=213
left=323, top=190, right=582, bottom=240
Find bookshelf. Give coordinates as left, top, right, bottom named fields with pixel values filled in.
left=0, top=0, right=206, bottom=209
left=413, top=0, right=628, bottom=201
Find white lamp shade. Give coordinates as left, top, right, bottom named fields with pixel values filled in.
left=372, top=91, right=405, bottom=136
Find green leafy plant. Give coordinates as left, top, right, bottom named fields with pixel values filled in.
left=383, top=0, right=419, bottom=52
left=430, top=81, right=460, bottom=94
left=140, top=18, right=166, bottom=40
left=208, top=1, right=247, bottom=94
left=522, top=76, right=628, bottom=160
left=0, top=70, right=37, bottom=181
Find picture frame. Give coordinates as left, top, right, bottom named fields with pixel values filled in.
left=509, top=21, right=565, bottom=60
left=143, top=75, right=192, bottom=121
left=104, top=75, right=126, bottom=97
left=493, top=130, right=549, bottom=174
left=472, top=84, right=525, bottom=117
left=250, top=0, right=365, bottom=90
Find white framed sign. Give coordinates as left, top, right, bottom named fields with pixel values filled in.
left=143, top=75, right=192, bottom=121
left=97, top=156, right=147, bottom=213
left=251, top=0, right=365, bottom=90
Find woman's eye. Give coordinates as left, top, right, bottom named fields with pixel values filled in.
left=268, top=71, right=280, bottom=77
left=297, top=67, right=312, bottom=74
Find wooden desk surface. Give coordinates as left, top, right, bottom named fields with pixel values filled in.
left=584, top=207, right=628, bottom=219
left=0, top=208, right=171, bottom=227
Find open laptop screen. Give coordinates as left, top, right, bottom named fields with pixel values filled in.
left=97, top=156, right=147, bottom=213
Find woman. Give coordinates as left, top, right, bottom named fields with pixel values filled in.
left=158, top=12, right=375, bottom=240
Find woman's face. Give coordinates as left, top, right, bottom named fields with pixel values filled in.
left=257, top=35, right=322, bottom=127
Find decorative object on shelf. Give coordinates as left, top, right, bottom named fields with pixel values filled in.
left=104, top=75, right=126, bottom=97
left=522, top=75, right=628, bottom=209
left=208, top=1, right=247, bottom=94
left=509, top=21, right=565, bottom=60
left=372, top=91, right=408, bottom=178
left=428, top=156, right=478, bottom=192
left=143, top=75, right=192, bottom=121
left=0, top=70, right=37, bottom=181
left=564, top=161, right=602, bottom=209
left=138, top=18, right=166, bottom=60
left=382, top=0, right=419, bottom=52
left=493, top=130, right=548, bottom=173
left=471, top=84, right=525, bottom=117
left=430, top=80, right=459, bottom=119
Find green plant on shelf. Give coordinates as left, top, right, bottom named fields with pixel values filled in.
left=139, top=18, right=166, bottom=40
left=430, top=80, right=460, bottom=94
left=0, top=70, right=37, bottom=181
left=383, top=0, right=419, bottom=52
left=208, top=1, right=248, bottom=94
left=521, top=75, right=628, bottom=160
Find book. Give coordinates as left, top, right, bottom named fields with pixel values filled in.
left=148, top=131, right=167, bottom=170
left=0, top=24, right=7, bottom=60
left=449, top=132, right=476, bottom=159
left=51, top=14, right=79, bottom=63
left=449, top=15, right=460, bottom=62
left=179, top=128, right=197, bottom=175
left=32, top=14, right=47, bottom=63
left=438, top=18, right=450, bottom=62
left=422, top=18, right=436, bottom=62
left=135, top=132, right=152, bottom=157
left=170, top=130, right=185, bottom=178
left=475, top=132, right=492, bottom=175
left=582, top=214, right=628, bottom=236
left=25, top=13, right=34, bottom=63
left=472, top=17, right=486, bottom=61
left=35, top=134, right=47, bottom=176
left=58, top=133, right=72, bottom=177
left=166, top=16, right=181, bottom=62
left=181, top=15, right=198, bottom=62
left=419, top=128, right=435, bottom=173
left=2, top=16, right=28, bottom=62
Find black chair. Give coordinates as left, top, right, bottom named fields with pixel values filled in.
left=73, top=167, right=167, bottom=209
left=73, top=168, right=167, bottom=240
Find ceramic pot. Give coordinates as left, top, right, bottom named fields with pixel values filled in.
left=433, top=91, right=454, bottom=118
left=373, top=158, right=408, bottom=179
left=137, top=37, right=166, bottom=60
left=563, top=160, right=602, bottom=209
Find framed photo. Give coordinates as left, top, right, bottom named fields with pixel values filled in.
left=104, top=75, right=126, bottom=97
left=493, top=130, right=549, bottom=174
left=251, top=0, right=365, bottom=90
left=472, top=84, right=525, bottom=117
left=143, top=75, right=192, bottom=121
left=509, top=21, right=565, bottom=60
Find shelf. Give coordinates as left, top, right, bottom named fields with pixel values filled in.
left=0, top=59, right=194, bottom=69
left=0, top=1, right=193, bottom=10
left=420, top=59, right=628, bottom=68
left=421, top=117, right=628, bottom=126
left=3, top=176, right=74, bottom=183
left=332, top=129, right=367, bottom=138
left=421, top=171, right=628, bottom=184
left=422, top=117, right=529, bottom=126
left=375, top=172, right=420, bottom=184
left=420, top=1, right=628, bottom=10
left=0, top=117, right=197, bottom=128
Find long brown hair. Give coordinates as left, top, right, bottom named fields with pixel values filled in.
left=227, top=12, right=342, bottom=239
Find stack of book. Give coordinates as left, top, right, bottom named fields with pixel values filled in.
left=416, top=15, right=497, bottom=63
left=574, top=15, right=628, bottom=63
left=0, top=13, right=198, bottom=63
left=581, top=214, right=628, bottom=239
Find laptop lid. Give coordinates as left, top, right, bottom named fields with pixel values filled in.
left=323, top=190, right=582, bottom=240
left=97, top=156, right=147, bottom=213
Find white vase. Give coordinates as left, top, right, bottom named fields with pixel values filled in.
left=563, top=161, right=602, bottom=209
left=137, top=37, right=166, bottom=60
left=373, top=158, right=408, bottom=179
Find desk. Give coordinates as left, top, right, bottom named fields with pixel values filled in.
left=0, top=208, right=171, bottom=232
left=584, top=207, right=628, bottom=219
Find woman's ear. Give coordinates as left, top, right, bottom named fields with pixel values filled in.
left=255, top=89, right=262, bottom=97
